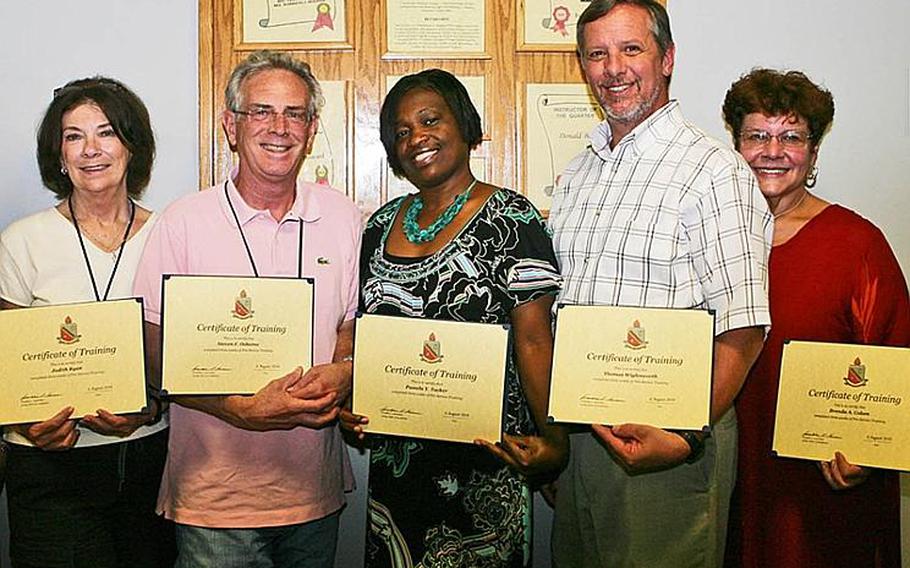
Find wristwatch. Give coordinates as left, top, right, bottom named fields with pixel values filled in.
left=146, top=396, right=165, bottom=426
left=675, top=430, right=707, bottom=464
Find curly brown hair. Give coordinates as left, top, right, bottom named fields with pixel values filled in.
left=722, top=68, right=834, bottom=150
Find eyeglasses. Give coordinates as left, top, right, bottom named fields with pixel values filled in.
left=233, top=106, right=311, bottom=125
left=739, top=129, right=811, bottom=148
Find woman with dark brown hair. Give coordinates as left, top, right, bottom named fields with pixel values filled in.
left=722, top=68, right=910, bottom=567
left=0, top=76, right=174, bottom=568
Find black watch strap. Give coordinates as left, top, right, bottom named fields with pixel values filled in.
left=146, top=393, right=165, bottom=426
left=675, top=430, right=707, bottom=464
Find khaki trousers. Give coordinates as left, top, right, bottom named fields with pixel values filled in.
left=552, top=410, right=737, bottom=568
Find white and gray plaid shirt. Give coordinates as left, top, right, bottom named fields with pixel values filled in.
left=550, top=101, right=772, bottom=335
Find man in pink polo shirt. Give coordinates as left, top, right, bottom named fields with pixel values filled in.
left=133, top=51, right=361, bottom=568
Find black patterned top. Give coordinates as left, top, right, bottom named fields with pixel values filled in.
left=360, top=188, right=561, bottom=435
left=360, top=188, right=561, bottom=568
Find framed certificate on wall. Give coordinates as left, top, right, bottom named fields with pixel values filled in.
left=383, top=0, right=489, bottom=59
left=519, top=83, right=602, bottom=212
left=238, top=0, right=353, bottom=50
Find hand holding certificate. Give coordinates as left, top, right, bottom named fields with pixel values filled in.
left=0, top=299, right=148, bottom=426
left=351, top=314, right=509, bottom=444
left=160, top=275, right=314, bottom=395
left=773, top=341, right=910, bottom=472
left=548, top=305, right=715, bottom=431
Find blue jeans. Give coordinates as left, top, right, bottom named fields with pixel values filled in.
left=175, top=511, right=340, bottom=568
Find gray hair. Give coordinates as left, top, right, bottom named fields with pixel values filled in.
left=224, top=50, right=324, bottom=119
left=576, top=0, right=674, bottom=57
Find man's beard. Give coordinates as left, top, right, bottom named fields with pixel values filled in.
left=602, top=81, right=661, bottom=127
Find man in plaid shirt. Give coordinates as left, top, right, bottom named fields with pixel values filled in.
left=549, top=1, right=772, bottom=566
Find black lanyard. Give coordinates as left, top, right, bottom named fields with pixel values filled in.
left=69, top=196, right=136, bottom=302
left=224, top=180, right=304, bottom=278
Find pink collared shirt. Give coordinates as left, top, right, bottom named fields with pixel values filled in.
left=133, top=179, right=361, bottom=528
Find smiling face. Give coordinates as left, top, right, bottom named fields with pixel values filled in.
left=223, top=68, right=318, bottom=189
left=60, top=102, right=131, bottom=196
left=392, top=88, right=472, bottom=191
left=579, top=4, right=674, bottom=141
left=738, top=113, right=817, bottom=205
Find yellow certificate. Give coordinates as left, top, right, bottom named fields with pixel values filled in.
left=0, top=299, right=148, bottom=425
left=352, top=314, right=509, bottom=444
left=773, top=341, right=910, bottom=471
left=161, top=275, right=313, bottom=395
left=548, top=305, right=714, bottom=429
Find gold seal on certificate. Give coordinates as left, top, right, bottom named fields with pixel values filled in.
left=161, top=275, right=314, bottom=395
left=0, top=299, right=148, bottom=425
left=773, top=341, right=910, bottom=471
left=352, top=314, right=509, bottom=444
left=548, top=305, right=715, bottom=430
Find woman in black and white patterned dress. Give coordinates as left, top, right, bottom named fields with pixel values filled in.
left=342, top=69, right=567, bottom=568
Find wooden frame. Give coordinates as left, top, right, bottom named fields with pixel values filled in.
left=200, top=0, right=593, bottom=213
left=234, top=0, right=354, bottom=51
left=198, top=0, right=217, bottom=189
left=381, top=0, right=491, bottom=60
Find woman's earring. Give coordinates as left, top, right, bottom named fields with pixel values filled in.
left=805, top=165, right=818, bottom=189
left=60, top=165, right=68, bottom=176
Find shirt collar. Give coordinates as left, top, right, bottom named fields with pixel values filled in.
left=590, top=100, right=682, bottom=161
left=220, top=172, right=322, bottom=227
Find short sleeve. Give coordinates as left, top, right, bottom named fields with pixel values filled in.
left=0, top=226, right=36, bottom=306
left=132, top=212, right=189, bottom=324
left=851, top=228, right=910, bottom=347
left=495, top=193, right=562, bottom=309
left=342, top=209, right=363, bottom=322
left=358, top=198, right=401, bottom=312
left=686, top=157, right=772, bottom=335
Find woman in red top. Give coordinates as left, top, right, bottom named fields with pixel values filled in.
left=722, top=68, right=910, bottom=567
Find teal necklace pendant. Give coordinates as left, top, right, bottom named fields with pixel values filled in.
left=403, top=179, right=478, bottom=244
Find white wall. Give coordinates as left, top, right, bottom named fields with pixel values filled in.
left=0, top=1, right=199, bottom=227
left=2, top=1, right=909, bottom=568
left=0, top=1, right=198, bottom=567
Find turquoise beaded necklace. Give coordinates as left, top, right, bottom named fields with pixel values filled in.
left=402, top=179, right=478, bottom=244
